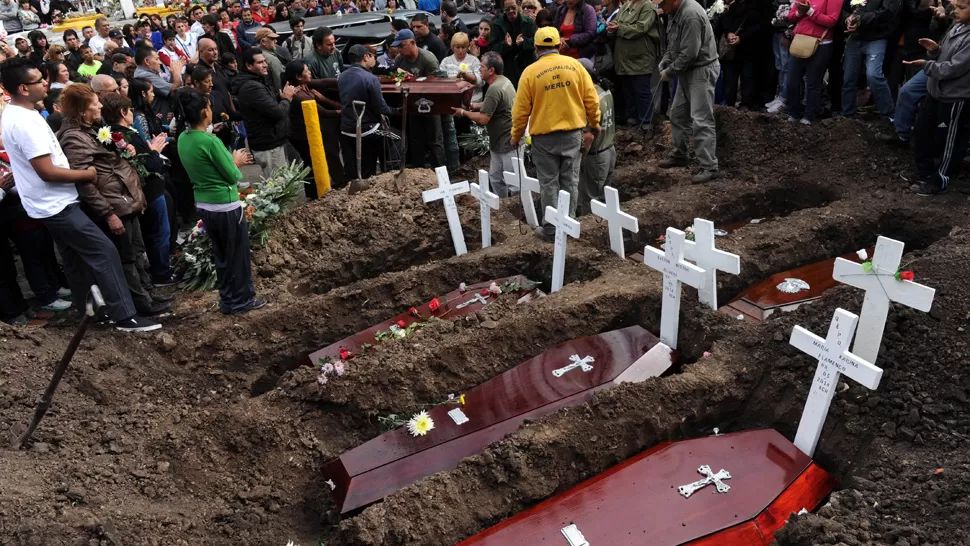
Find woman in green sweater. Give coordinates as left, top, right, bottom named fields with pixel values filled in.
left=175, top=90, right=265, bottom=315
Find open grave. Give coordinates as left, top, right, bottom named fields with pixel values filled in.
left=3, top=111, right=970, bottom=546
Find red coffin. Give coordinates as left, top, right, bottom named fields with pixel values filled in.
left=303, top=276, right=537, bottom=367
left=719, top=248, right=872, bottom=322
left=460, top=429, right=836, bottom=546
left=323, top=326, right=673, bottom=514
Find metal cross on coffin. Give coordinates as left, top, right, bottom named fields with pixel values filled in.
left=422, top=166, right=470, bottom=256
left=683, top=218, right=741, bottom=311
left=470, top=170, right=500, bottom=249
left=502, top=156, right=542, bottom=228
left=789, top=308, right=883, bottom=457
left=643, top=227, right=705, bottom=350
left=455, top=293, right=489, bottom=310
left=832, top=236, right=935, bottom=364
left=678, top=464, right=732, bottom=498
left=590, top=186, right=638, bottom=259
left=552, top=354, right=595, bottom=377
left=545, top=190, right=582, bottom=293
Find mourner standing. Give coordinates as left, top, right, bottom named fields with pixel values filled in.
left=656, top=0, right=720, bottom=184
left=511, top=27, right=600, bottom=242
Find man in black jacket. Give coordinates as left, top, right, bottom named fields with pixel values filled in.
left=411, top=13, right=448, bottom=61
left=840, top=0, right=901, bottom=119
left=232, top=47, right=298, bottom=176
left=338, top=44, right=398, bottom=181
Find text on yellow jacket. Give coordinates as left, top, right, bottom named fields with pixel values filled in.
left=511, top=50, right=601, bottom=143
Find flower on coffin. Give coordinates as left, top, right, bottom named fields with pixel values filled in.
left=460, top=394, right=465, bottom=405
left=406, top=411, right=435, bottom=437
left=459, top=282, right=467, bottom=293
left=480, top=288, right=489, bottom=296
left=429, top=297, right=440, bottom=312
left=96, top=126, right=112, bottom=144
left=339, top=348, right=352, bottom=360
left=488, top=282, right=501, bottom=295
left=397, top=319, right=407, bottom=328
left=392, top=68, right=413, bottom=87
left=409, top=306, right=419, bottom=316
left=703, top=351, right=712, bottom=358
left=333, top=360, right=346, bottom=375
left=897, top=270, right=915, bottom=281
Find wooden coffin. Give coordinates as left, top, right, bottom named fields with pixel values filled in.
left=719, top=248, right=873, bottom=322
left=303, top=276, right=537, bottom=367
left=380, top=77, right=474, bottom=115
left=460, top=429, right=836, bottom=546
left=323, top=326, right=673, bottom=513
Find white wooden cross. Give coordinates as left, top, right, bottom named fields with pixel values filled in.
left=545, top=190, right=581, bottom=293
left=422, top=166, right=470, bottom=256
left=683, top=218, right=741, bottom=310
left=643, top=227, right=705, bottom=350
left=590, top=186, right=638, bottom=259
left=832, top=236, right=935, bottom=364
left=469, top=170, right=500, bottom=249
left=789, top=308, right=883, bottom=457
left=503, top=157, right=541, bottom=228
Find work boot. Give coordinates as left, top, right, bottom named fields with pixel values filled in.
left=691, top=169, right=719, bottom=184
left=658, top=156, right=688, bottom=169
left=876, top=131, right=910, bottom=148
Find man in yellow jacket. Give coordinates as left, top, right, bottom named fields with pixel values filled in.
left=511, top=27, right=600, bottom=241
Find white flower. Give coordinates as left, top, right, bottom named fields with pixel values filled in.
left=322, top=362, right=334, bottom=374
left=856, top=249, right=868, bottom=260
left=850, top=0, right=866, bottom=6
left=246, top=193, right=257, bottom=201
left=317, top=374, right=328, bottom=385
left=706, top=0, right=725, bottom=17
left=334, top=361, right=345, bottom=375
left=406, top=411, right=435, bottom=437
left=184, top=253, right=197, bottom=263
left=96, top=126, right=112, bottom=144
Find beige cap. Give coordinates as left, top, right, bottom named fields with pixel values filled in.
left=255, top=27, right=280, bottom=41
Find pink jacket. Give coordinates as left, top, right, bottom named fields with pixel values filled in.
left=788, top=0, right=844, bottom=39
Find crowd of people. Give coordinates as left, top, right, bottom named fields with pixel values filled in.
left=0, top=0, right=967, bottom=329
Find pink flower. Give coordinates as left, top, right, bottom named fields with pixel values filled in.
left=488, top=282, right=501, bottom=295
left=459, top=282, right=467, bottom=293
left=334, top=361, right=345, bottom=375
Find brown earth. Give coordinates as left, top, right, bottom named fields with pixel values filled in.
left=1, top=108, right=969, bottom=546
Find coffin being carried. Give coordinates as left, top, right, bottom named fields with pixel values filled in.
left=380, top=76, right=474, bottom=115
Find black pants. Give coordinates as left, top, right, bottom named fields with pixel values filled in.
left=721, top=57, right=757, bottom=109
left=407, top=114, right=445, bottom=168
left=0, top=230, right=27, bottom=321
left=340, top=132, right=383, bottom=181
left=40, top=203, right=136, bottom=321
left=198, top=206, right=256, bottom=313
left=786, top=42, right=834, bottom=122
left=97, top=213, right=154, bottom=311
left=1, top=196, right=66, bottom=305
left=913, top=95, right=970, bottom=190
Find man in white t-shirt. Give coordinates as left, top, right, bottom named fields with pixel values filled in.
left=88, top=16, right=111, bottom=58
left=0, top=58, right=161, bottom=332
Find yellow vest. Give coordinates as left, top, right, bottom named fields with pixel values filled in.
left=511, top=51, right=601, bottom=142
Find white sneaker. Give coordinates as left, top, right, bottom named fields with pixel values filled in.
left=40, top=298, right=72, bottom=311
left=56, top=287, right=71, bottom=298
left=765, top=97, right=782, bottom=109
left=767, top=101, right=786, bottom=114
left=799, top=118, right=812, bottom=125
left=786, top=116, right=798, bottom=123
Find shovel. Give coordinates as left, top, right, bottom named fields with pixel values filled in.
left=349, top=100, right=371, bottom=195
left=10, top=285, right=105, bottom=450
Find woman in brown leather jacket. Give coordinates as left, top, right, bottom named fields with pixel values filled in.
left=56, top=84, right=171, bottom=317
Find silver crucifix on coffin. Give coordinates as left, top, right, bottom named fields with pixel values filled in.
left=552, top=354, right=595, bottom=377
left=678, top=464, right=732, bottom=498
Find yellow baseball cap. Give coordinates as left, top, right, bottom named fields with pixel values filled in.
left=535, top=27, right=561, bottom=47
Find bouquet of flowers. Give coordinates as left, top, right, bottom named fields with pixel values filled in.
left=392, top=68, right=413, bottom=87
left=96, top=126, right=150, bottom=183
left=174, top=161, right=309, bottom=291
left=457, top=124, right=490, bottom=156
left=706, top=0, right=726, bottom=19
left=848, top=0, right=867, bottom=29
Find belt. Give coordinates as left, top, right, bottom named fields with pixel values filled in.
left=587, top=145, right=614, bottom=156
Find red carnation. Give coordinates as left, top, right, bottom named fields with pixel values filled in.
left=429, top=298, right=440, bottom=312
left=409, top=307, right=419, bottom=316
left=396, top=320, right=406, bottom=328
left=111, top=131, right=124, bottom=143
left=899, top=271, right=915, bottom=281
left=339, top=348, right=351, bottom=360
left=480, top=289, right=489, bottom=296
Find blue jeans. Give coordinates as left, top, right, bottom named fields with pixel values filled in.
left=842, top=38, right=895, bottom=118
left=894, top=70, right=928, bottom=140
left=772, top=32, right=791, bottom=99
left=786, top=42, right=834, bottom=122
left=623, top=74, right=655, bottom=126
left=141, top=194, right=172, bottom=281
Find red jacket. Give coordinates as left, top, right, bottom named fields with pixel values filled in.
left=788, top=0, right=844, bottom=39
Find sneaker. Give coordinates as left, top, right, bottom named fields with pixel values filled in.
left=136, top=301, right=172, bottom=317
left=224, top=298, right=268, bottom=315
left=56, top=287, right=72, bottom=299
left=40, top=298, right=72, bottom=312
left=532, top=226, right=555, bottom=243
left=767, top=101, right=786, bottom=114
left=799, top=118, right=811, bottom=125
left=115, top=316, right=162, bottom=332
left=786, top=116, right=798, bottom=123
left=876, top=131, right=909, bottom=147
left=152, top=275, right=179, bottom=288
left=658, top=157, right=689, bottom=169
left=626, top=117, right=639, bottom=126
left=914, top=181, right=947, bottom=197
left=4, top=314, right=47, bottom=327
left=692, top=169, right=719, bottom=184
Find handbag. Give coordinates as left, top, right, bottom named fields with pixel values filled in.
left=718, top=17, right=745, bottom=62
left=789, top=0, right=829, bottom=59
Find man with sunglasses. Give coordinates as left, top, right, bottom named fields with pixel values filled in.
left=489, top=0, right=537, bottom=86
left=0, top=57, right=161, bottom=332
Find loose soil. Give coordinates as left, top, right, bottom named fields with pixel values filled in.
left=1, top=108, right=969, bottom=546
